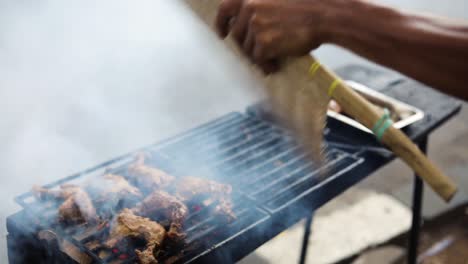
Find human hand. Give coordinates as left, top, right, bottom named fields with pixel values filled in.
left=215, top=0, right=327, bottom=73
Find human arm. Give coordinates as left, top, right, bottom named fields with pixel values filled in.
left=216, top=0, right=468, bottom=100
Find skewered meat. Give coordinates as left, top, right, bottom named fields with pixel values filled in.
left=105, top=209, right=166, bottom=264
left=132, top=190, right=188, bottom=241
left=128, top=154, right=175, bottom=190
left=32, top=184, right=97, bottom=224
left=175, top=176, right=236, bottom=222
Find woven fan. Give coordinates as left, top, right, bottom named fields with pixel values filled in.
left=184, top=0, right=457, bottom=202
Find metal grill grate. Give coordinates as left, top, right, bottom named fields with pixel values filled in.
left=14, top=111, right=364, bottom=264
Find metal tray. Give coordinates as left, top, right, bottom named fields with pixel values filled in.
left=327, top=80, right=424, bottom=134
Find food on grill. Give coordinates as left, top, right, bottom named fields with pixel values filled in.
left=102, top=174, right=142, bottom=197
left=105, top=208, right=166, bottom=264
left=175, top=176, right=236, bottom=222
left=84, top=174, right=143, bottom=217
left=33, top=184, right=98, bottom=224
left=128, top=154, right=175, bottom=190
left=136, top=249, right=159, bottom=264
left=31, top=153, right=237, bottom=263
left=131, top=190, right=188, bottom=241
left=90, top=174, right=142, bottom=203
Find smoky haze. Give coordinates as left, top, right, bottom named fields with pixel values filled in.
left=0, top=0, right=262, bottom=258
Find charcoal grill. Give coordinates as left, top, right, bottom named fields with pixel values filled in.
left=7, top=65, right=462, bottom=264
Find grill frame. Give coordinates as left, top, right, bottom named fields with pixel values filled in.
left=10, top=111, right=365, bottom=264
left=7, top=64, right=462, bottom=264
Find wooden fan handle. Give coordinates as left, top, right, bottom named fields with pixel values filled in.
left=307, top=57, right=457, bottom=201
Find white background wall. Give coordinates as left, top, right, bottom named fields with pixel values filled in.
left=0, top=0, right=466, bottom=260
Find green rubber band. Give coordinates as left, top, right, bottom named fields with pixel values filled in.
left=375, top=118, right=393, bottom=141
left=372, top=108, right=390, bottom=134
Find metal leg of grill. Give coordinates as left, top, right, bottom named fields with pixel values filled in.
left=299, top=214, right=313, bottom=264
left=407, top=137, right=427, bottom=264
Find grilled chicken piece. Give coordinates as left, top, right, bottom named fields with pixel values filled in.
left=32, top=184, right=98, bottom=224
left=175, top=176, right=236, bottom=222
left=85, top=174, right=143, bottom=217
left=102, top=174, right=142, bottom=197
left=105, top=209, right=166, bottom=264
left=135, top=244, right=158, bottom=264
left=128, top=154, right=175, bottom=190
left=89, top=174, right=142, bottom=204
left=132, top=190, right=188, bottom=241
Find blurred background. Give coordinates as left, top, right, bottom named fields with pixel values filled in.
left=0, top=0, right=467, bottom=263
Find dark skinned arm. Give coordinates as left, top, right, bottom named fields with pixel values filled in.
left=216, top=0, right=468, bottom=101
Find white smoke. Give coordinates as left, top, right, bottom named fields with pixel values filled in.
left=0, top=0, right=261, bottom=258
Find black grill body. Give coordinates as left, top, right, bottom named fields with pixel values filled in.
left=7, top=65, right=461, bottom=264
left=8, top=110, right=364, bottom=264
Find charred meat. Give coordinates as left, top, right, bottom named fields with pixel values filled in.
left=175, top=176, right=236, bottom=222
left=135, top=243, right=158, bottom=264
left=128, top=154, right=175, bottom=190
left=132, top=190, right=188, bottom=241
left=33, top=184, right=98, bottom=224
left=31, top=153, right=237, bottom=263
left=105, top=208, right=166, bottom=264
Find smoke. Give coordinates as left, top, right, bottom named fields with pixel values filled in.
left=0, top=1, right=337, bottom=262
left=0, top=0, right=262, bottom=257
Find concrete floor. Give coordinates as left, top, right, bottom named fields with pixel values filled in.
left=0, top=0, right=467, bottom=263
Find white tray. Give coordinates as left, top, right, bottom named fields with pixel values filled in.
left=327, top=80, right=425, bottom=134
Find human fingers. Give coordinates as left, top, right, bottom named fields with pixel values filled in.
left=215, top=0, right=243, bottom=38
